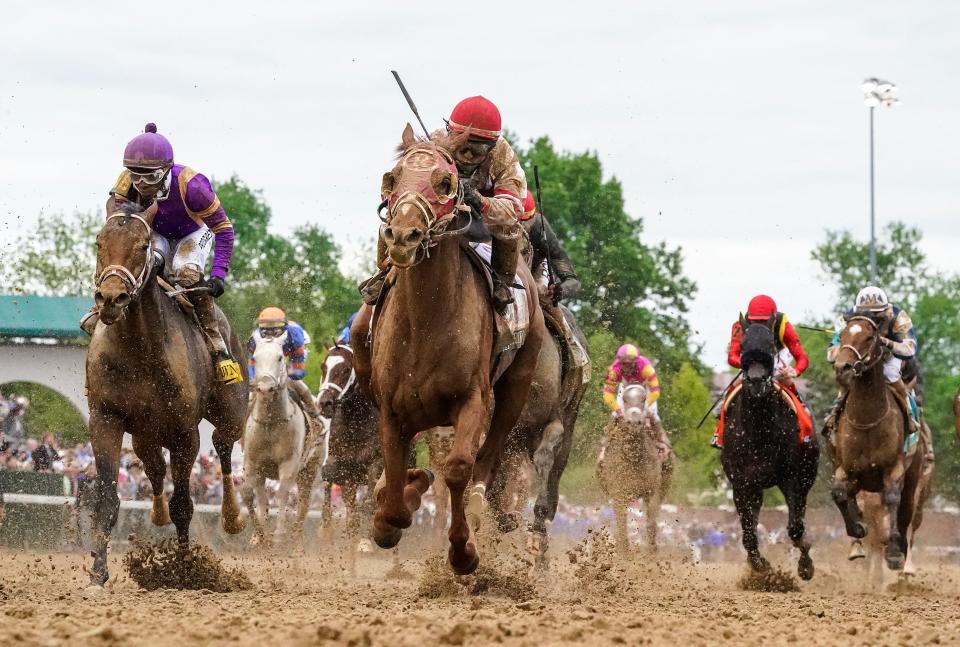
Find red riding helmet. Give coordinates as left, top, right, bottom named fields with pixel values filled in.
left=521, top=192, right=537, bottom=221
left=448, top=96, right=502, bottom=140
left=746, top=294, right=777, bottom=321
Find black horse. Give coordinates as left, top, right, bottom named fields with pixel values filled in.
left=721, top=321, right=819, bottom=579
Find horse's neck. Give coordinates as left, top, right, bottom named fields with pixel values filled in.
left=253, top=384, right=293, bottom=425
left=109, top=280, right=169, bottom=357
left=847, top=362, right=889, bottom=419
left=390, top=238, right=466, bottom=333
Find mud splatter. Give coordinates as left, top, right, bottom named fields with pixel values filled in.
left=123, top=537, right=252, bottom=592
left=738, top=567, right=800, bottom=593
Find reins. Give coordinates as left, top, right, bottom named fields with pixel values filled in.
left=837, top=316, right=885, bottom=377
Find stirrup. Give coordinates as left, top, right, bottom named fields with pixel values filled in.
left=215, top=356, right=243, bottom=385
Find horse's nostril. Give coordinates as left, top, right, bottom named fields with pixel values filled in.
left=382, top=226, right=395, bottom=244
left=114, top=293, right=131, bottom=309
left=94, top=292, right=105, bottom=308
left=405, top=228, right=424, bottom=245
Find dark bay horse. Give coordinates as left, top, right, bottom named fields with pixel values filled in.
left=83, top=203, right=246, bottom=584
left=489, top=305, right=589, bottom=563
left=352, top=125, right=545, bottom=574
left=832, top=315, right=925, bottom=571
left=721, top=322, right=818, bottom=579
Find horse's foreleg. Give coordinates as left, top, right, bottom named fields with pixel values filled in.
left=239, top=471, right=263, bottom=544
left=132, top=436, right=171, bottom=527
left=274, top=462, right=298, bottom=542
left=372, top=412, right=411, bottom=549
left=883, top=461, right=908, bottom=570
left=86, top=412, right=125, bottom=586
left=782, top=483, right=814, bottom=581
left=646, top=489, right=662, bottom=552
left=446, top=391, right=492, bottom=575
left=831, top=468, right=866, bottom=539
left=733, top=488, right=768, bottom=572
left=213, top=431, right=244, bottom=534
left=168, top=444, right=197, bottom=547
left=293, top=450, right=322, bottom=548
left=531, top=418, right=564, bottom=535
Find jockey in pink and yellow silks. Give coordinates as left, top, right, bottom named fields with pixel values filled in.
left=598, top=344, right=672, bottom=464
left=603, top=344, right=661, bottom=415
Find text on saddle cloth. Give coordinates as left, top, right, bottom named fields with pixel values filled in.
left=713, top=381, right=814, bottom=448
left=469, top=242, right=530, bottom=351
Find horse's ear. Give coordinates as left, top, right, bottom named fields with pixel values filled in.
left=739, top=313, right=747, bottom=329
left=401, top=123, right=416, bottom=147
left=141, top=201, right=158, bottom=225
left=381, top=171, right=396, bottom=197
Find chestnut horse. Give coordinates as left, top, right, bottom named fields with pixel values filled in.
left=352, top=125, right=545, bottom=574
left=831, top=315, right=925, bottom=570
left=83, top=203, right=246, bottom=585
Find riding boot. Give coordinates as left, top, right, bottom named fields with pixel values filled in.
left=79, top=307, right=100, bottom=336
left=490, top=235, right=520, bottom=315
left=359, top=235, right=390, bottom=305
left=188, top=287, right=242, bottom=385
left=888, top=379, right=919, bottom=434
left=288, top=379, right=321, bottom=419
left=822, top=391, right=848, bottom=440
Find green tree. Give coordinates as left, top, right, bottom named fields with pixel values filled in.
left=7, top=211, right=99, bottom=296
left=812, top=223, right=960, bottom=500
left=0, top=382, right=87, bottom=446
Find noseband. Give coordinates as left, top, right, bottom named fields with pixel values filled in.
left=95, top=212, right=154, bottom=299
left=318, top=346, right=357, bottom=403
left=838, top=316, right=884, bottom=377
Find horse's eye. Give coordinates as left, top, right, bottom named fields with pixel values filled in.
left=140, top=244, right=149, bottom=251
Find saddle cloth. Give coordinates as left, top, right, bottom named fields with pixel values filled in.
left=467, top=242, right=530, bottom=353
left=713, top=380, right=814, bottom=448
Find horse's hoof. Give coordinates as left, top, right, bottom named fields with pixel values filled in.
left=150, top=495, right=172, bottom=526
left=222, top=513, right=246, bottom=535
left=885, top=547, right=905, bottom=571
left=497, top=512, right=520, bottom=534
left=749, top=555, right=771, bottom=572
left=449, top=544, right=480, bottom=576
left=848, top=540, right=866, bottom=561
left=372, top=525, right=402, bottom=549
left=798, top=554, right=815, bottom=581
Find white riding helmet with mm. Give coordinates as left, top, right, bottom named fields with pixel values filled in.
left=855, top=286, right=891, bottom=313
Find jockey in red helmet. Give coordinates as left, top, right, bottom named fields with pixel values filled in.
left=712, top=295, right=811, bottom=448
left=361, top=96, right=527, bottom=314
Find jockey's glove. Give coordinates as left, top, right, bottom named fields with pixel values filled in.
left=462, top=184, right=484, bottom=215
left=553, top=276, right=581, bottom=303
left=206, top=276, right=226, bottom=298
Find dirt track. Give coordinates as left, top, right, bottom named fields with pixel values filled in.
left=1, top=531, right=959, bottom=647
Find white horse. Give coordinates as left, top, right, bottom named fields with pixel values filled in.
left=240, top=334, right=309, bottom=545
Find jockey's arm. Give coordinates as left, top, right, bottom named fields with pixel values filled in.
left=284, top=325, right=307, bottom=380
left=184, top=173, right=234, bottom=280
left=478, top=141, right=526, bottom=237
left=886, top=309, right=918, bottom=359
left=780, top=320, right=809, bottom=375
left=602, top=365, right=620, bottom=412
left=641, top=363, right=661, bottom=406
left=727, top=321, right=744, bottom=369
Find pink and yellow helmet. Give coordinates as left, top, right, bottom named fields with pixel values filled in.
left=617, top=343, right=640, bottom=360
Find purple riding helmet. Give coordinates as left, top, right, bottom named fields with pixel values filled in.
left=123, top=122, right=174, bottom=194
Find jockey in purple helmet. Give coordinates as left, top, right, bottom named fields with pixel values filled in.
left=79, top=123, right=241, bottom=384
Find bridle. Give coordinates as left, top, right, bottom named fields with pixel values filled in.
left=250, top=338, right=295, bottom=425
left=95, top=212, right=154, bottom=299
left=318, top=345, right=356, bottom=403
left=379, top=146, right=474, bottom=266
left=837, top=315, right=884, bottom=377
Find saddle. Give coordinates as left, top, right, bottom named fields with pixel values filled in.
left=541, top=303, right=592, bottom=386
left=713, top=380, right=814, bottom=448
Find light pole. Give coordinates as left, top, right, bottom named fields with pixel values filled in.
left=861, top=77, right=899, bottom=284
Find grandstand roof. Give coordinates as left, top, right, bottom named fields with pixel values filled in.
left=0, top=295, right=92, bottom=340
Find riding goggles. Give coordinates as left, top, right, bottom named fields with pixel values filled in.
left=128, top=167, right=168, bottom=186
left=259, top=325, right=286, bottom=339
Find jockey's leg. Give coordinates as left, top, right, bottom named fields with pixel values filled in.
left=288, top=379, right=321, bottom=419
left=888, top=379, right=919, bottom=434
left=172, top=230, right=240, bottom=384
left=489, top=232, right=521, bottom=315
left=822, top=387, right=848, bottom=439
left=359, top=234, right=389, bottom=305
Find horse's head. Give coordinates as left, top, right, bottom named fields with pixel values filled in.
left=740, top=321, right=776, bottom=399
left=379, top=124, right=466, bottom=267
left=94, top=202, right=157, bottom=325
left=316, top=344, right=356, bottom=418
left=834, top=315, right=882, bottom=384
left=621, top=384, right=650, bottom=425
left=252, top=335, right=288, bottom=395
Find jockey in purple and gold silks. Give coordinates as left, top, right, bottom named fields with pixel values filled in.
left=79, top=122, right=242, bottom=384
left=247, top=307, right=321, bottom=419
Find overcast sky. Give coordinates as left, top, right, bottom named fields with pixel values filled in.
left=2, top=1, right=957, bottom=370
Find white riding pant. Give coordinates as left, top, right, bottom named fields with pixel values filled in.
left=883, top=356, right=902, bottom=384
left=152, top=227, right=213, bottom=285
